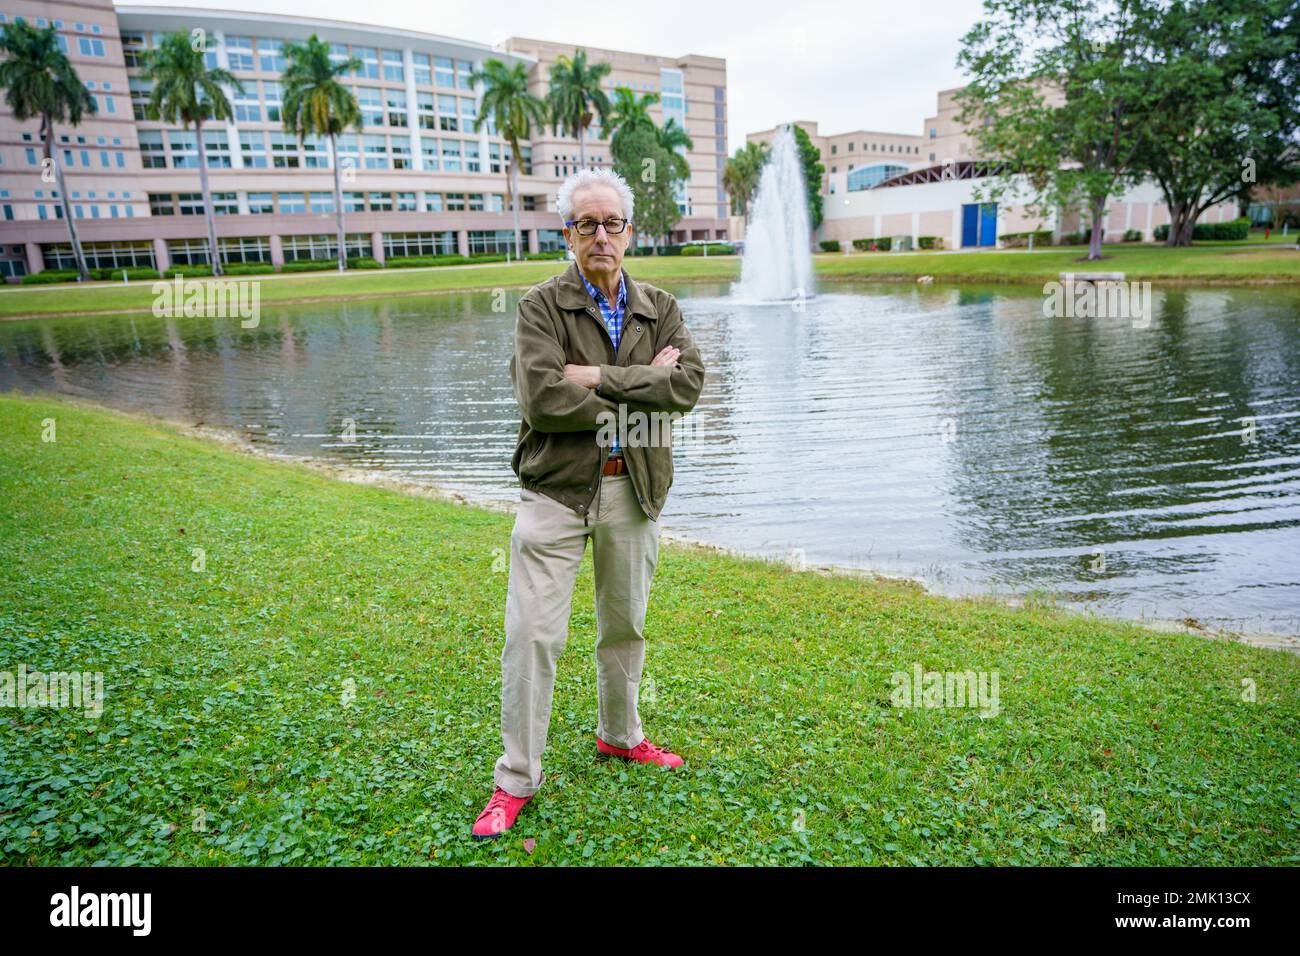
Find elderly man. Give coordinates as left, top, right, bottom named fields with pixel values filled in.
left=472, top=168, right=707, bottom=839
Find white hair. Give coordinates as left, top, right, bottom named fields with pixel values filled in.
left=556, top=168, right=635, bottom=224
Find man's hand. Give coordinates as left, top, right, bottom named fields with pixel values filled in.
left=650, top=345, right=680, bottom=367
left=565, top=347, right=679, bottom=390
left=563, top=363, right=602, bottom=390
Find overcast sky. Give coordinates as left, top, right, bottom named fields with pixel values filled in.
left=127, top=0, right=987, bottom=153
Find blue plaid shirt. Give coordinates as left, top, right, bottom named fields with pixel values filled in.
left=580, top=268, right=628, bottom=455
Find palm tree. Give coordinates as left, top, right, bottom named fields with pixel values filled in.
left=281, top=35, right=362, bottom=272
left=139, top=31, right=242, bottom=277
left=0, top=21, right=97, bottom=280
left=654, top=118, right=693, bottom=249
left=723, top=140, right=770, bottom=220
left=545, top=50, right=612, bottom=171
left=605, top=87, right=659, bottom=156
left=469, top=58, right=548, bottom=262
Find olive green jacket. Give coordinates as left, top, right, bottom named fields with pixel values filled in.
left=508, top=260, right=706, bottom=521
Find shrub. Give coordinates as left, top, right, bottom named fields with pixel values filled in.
left=280, top=259, right=337, bottom=272
left=999, top=230, right=1052, bottom=248
left=346, top=256, right=383, bottom=269
left=818, top=240, right=840, bottom=253
left=1061, top=231, right=1087, bottom=245
left=90, top=266, right=159, bottom=281
left=222, top=263, right=277, bottom=275
left=21, top=269, right=79, bottom=284
left=682, top=243, right=736, bottom=256
left=917, top=236, right=945, bottom=250
left=1123, top=229, right=1143, bottom=242
left=1154, top=217, right=1251, bottom=242
left=162, top=265, right=214, bottom=278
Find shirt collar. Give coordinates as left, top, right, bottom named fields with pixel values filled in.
left=579, top=268, right=626, bottom=309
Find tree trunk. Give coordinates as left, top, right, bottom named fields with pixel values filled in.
left=44, top=112, right=89, bottom=281
left=510, top=150, right=522, bottom=262
left=578, top=120, right=586, bottom=171
left=1086, top=196, right=1106, bottom=261
left=194, top=120, right=223, bottom=277
left=331, top=132, right=346, bottom=272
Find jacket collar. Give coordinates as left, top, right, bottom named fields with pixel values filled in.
left=555, top=259, right=657, bottom=320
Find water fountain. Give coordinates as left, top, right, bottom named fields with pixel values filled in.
left=735, top=124, right=815, bottom=302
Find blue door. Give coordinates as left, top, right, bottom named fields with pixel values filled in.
left=961, top=203, right=998, bottom=247
left=962, top=204, right=979, bottom=247
left=979, top=202, right=998, bottom=246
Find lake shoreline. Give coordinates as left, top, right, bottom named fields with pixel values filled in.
left=48, top=391, right=1295, bottom=655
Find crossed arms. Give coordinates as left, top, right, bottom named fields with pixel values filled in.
left=511, top=292, right=706, bottom=433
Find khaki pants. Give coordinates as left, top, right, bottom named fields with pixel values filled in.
left=493, top=473, right=660, bottom=798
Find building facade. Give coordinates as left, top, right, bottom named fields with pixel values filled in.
left=748, top=87, right=1238, bottom=251
left=0, top=1, right=731, bottom=279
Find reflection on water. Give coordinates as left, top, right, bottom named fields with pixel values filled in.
left=3, top=280, right=1299, bottom=638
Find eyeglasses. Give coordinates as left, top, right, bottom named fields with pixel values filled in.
left=565, top=217, right=630, bottom=236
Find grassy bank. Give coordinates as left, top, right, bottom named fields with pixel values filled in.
left=1, top=393, right=1297, bottom=865
left=1, top=240, right=1296, bottom=320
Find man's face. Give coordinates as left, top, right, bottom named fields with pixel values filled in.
left=564, top=184, right=630, bottom=281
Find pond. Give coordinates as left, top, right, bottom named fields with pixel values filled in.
left=3, top=279, right=1298, bottom=643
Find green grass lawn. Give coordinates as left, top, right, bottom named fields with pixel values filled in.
left=0, top=240, right=1296, bottom=321
left=1, top=393, right=1297, bottom=865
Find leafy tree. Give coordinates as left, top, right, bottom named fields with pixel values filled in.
left=280, top=35, right=362, bottom=272
left=612, top=124, right=679, bottom=254
left=957, top=0, right=1149, bottom=260
left=140, top=30, right=243, bottom=277
left=0, top=20, right=97, bottom=280
left=1134, top=0, right=1300, bottom=245
left=791, top=124, right=825, bottom=231
left=724, top=140, right=770, bottom=219
left=469, top=59, right=549, bottom=261
left=546, top=50, right=612, bottom=170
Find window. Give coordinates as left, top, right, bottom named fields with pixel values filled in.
left=169, top=238, right=212, bottom=265
left=258, top=38, right=285, bottom=72
left=438, top=94, right=459, bottom=132
left=386, top=89, right=407, bottom=127
left=149, top=193, right=173, bottom=216
left=416, top=92, right=436, bottom=130
left=202, top=131, right=231, bottom=168
left=434, top=57, right=454, bottom=87
left=226, top=36, right=254, bottom=71
left=357, top=87, right=383, bottom=126
left=122, top=32, right=147, bottom=68
left=77, top=37, right=106, bottom=57
left=263, top=81, right=283, bottom=122
left=464, top=140, right=480, bottom=172
left=422, top=193, right=443, bottom=212
left=384, top=231, right=456, bottom=257
left=233, top=86, right=261, bottom=123
left=382, top=49, right=404, bottom=82
left=221, top=237, right=272, bottom=263
left=270, top=132, right=300, bottom=168
left=177, top=193, right=205, bottom=215
left=309, top=191, right=334, bottom=214
left=363, top=134, right=388, bottom=169
left=168, top=131, right=198, bottom=168
left=445, top=192, right=465, bottom=211
left=278, top=192, right=306, bottom=214
left=467, top=192, right=485, bottom=212
left=469, top=230, right=525, bottom=254
left=354, top=46, right=379, bottom=79
left=396, top=191, right=417, bottom=211
left=421, top=136, right=441, bottom=170
left=412, top=53, right=431, bottom=85
left=441, top=139, right=461, bottom=172
left=241, top=131, right=268, bottom=168
left=457, top=60, right=473, bottom=90
left=301, top=134, right=328, bottom=168
left=368, top=192, right=392, bottom=211
left=138, top=131, right=166, bottom=168
left=247, top=192, right=274, bottom=214
left=391, top=137, right=411, bottom=169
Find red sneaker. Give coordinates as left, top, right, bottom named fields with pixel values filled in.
left=596, top=734, right=684, bottom=768
left=471, top=786, right=533, bottom=840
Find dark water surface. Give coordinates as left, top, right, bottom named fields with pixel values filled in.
left=3, top=279, right=1298, bottom=640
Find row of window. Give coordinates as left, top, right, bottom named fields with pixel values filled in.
left=146, top=191, right=544, bottom=216
left=831, top=141, right=922, bottom=156
left=122, top=32, right=478, bottom=90
left=38, top=230, right=567, bottom=271
left=136, top=129, right=531, bottom=174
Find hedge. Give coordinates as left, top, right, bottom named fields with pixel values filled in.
left=681, top=243, right=736, bottom=256
left=999, top=230, right=1052, bottom=248
left=1153, top=217, right=1251, bottom=242
left=818, top=241, right=841, bottom=253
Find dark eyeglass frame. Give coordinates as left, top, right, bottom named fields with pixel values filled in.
left=565, top=217, right=631, bottom=236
